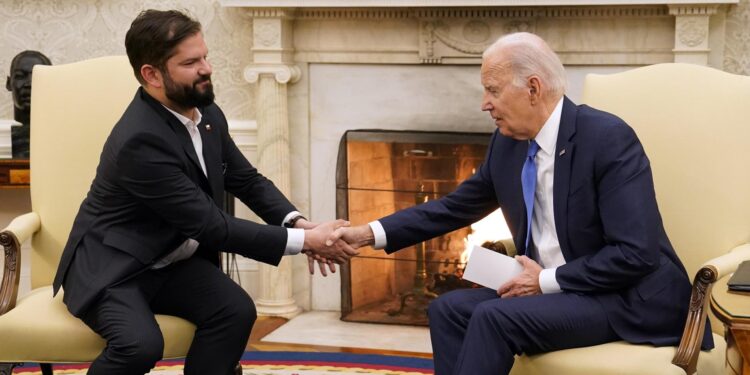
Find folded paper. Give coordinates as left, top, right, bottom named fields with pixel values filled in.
left=462, top=244, right=523, bottom=290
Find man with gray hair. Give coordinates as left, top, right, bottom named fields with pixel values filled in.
left=329, top=32, right=711, bottom=374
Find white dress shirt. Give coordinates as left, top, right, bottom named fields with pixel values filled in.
left=153, top=106, right=303, bottom=269
left=531, top=97, right=565, bottom=293
left=369, top=97, right=567, bottom=293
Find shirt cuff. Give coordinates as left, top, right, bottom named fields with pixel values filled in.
left=369, top=220, right=387, bottom=249
left=284, top=228, right=304, bottom=255
left=282, top=211, right=303, bottom=227
left=539, top=268, right=562, bottom=294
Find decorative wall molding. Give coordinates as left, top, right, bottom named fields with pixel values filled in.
left=677, top=17, right=709, bottom=47
left=243, top=8, right=297, bottom=18
left=668, top=3, right=721, bottom=14
left=221, top=0, right=736, bottom=7
left=245, top=64, right=302, bottom=84
left=228, top=120, right=258, bottom=151
left=420, top=18, right=535, bottom=62
left=669, top=4, right=717, bottom=64
left=229, top=3, right=733, bottom=66
left=255, top=20, right=282, bottom=48
left=290, top=6, right=669, bottom=19
left=250, top=13, right=295, bottom=64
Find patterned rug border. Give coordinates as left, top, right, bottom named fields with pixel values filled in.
left=14, top=351, right=434, bottom=374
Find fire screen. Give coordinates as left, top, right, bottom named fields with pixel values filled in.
left=337, top=129, right=508, bottom=326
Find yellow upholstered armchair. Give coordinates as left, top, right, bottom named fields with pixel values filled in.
left=509, top=63, right=750, bottom=375
left=0, top=56, right=195, bottom=373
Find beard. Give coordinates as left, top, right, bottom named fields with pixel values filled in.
left=163, top=72, right=215, bottom=109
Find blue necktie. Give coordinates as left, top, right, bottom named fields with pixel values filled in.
left=522, top=140, right=540, bottom=249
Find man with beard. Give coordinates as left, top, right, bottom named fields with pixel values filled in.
left=52, top=9, right=356, bottom=375
left=5, top=50, right=51, bottom=158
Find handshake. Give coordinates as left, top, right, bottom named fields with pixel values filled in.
left=296, top=219, right=375, bottom=276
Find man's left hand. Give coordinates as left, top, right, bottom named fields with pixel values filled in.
left=497, top=255, right=542, bottom=298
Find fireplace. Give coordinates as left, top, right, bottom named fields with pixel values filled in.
left=336, top=129, right=497, bottom=325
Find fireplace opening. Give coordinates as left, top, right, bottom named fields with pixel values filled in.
left=336, top=129, right=513, bottom=326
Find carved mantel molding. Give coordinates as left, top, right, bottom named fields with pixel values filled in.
left=244, top=64, right=302, bottom=84
left=223, top=1, right=735, bottom=67
left=669, top=4, right=720, bottom=65
left=221, top=0, right=735, bottom=6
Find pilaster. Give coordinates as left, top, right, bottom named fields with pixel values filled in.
left=246, top=8, right=302, bottom=318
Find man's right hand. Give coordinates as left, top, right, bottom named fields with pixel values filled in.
left=303, top=219, right=359, bottom=264
left=327, top=224, right=375, bottom=249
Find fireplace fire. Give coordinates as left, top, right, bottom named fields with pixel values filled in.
left=337, top=129, right=512, bottom=326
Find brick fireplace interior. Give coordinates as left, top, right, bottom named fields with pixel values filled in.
left=336, top=129, right=492, bottom=325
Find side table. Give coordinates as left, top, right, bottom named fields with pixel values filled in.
left=711, top=273, right=750, bottom=374
left=0, top=159, right=29, bottom=188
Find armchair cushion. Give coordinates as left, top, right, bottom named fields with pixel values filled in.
left=0, top=286, right=194, bottom=363
left=510, top=338, right=724, bottom=375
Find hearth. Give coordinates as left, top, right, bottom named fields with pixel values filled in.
left=337, top=129, right=505, bottom=325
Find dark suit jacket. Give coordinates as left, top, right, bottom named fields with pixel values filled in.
left=378, top=97, right=712, bottom=349
left=53, top=88, right=296, bottom=317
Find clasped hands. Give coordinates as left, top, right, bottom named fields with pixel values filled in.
left=298, top=222, right=374, bottom=276
left=302, top=222, right=542, bottom=298
left=297, top=219, right=359, bottom=276
left=304, top=222, right=543, bottom=299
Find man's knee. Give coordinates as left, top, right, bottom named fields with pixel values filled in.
left=471, top=301, right=524, bottom=353
left=109, top=330, right=164, bottom=371
left=428, top=289, right=469, bottom=323
left=222, top=288, right=257, bottom=330
left=134, top=334, right=164, bottom=370
left=428, top=294, right=450, bottom=323
left=472, top=301, right=514, bottom=330
left=238, top=295, right=257, bottom=328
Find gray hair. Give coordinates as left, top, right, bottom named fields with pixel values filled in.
left=483, top=32, right=566, bottom=99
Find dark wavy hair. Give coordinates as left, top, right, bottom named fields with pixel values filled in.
left=124, top=9, right=202, bottom=84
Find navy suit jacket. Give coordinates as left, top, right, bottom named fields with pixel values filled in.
left=379, top=97, right=712, bottom=348
left=53, top=88, right=295, bottom=316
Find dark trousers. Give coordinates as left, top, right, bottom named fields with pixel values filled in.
left=428, top=288, right=619, bottom=375
left=81, top=257, right=255, bottom=375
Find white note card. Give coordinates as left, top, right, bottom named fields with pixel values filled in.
left=462, top=245, right=523, bottom=290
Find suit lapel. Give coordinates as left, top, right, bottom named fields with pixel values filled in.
left=197, top=115, right=224, bottom=203
left=553, top=97, right=577, bottom=260
left=139, top=89, right=210, bottom=188
left=176, top=123, right=207, bottom=184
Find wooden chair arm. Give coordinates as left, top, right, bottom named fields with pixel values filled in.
left=0, top=212, right=41, bottom=316
left=0, top=229, right=22, bottom=316
left=702, top=244, right=750, bottom=280
left=672, top=265, right=718, bottom=375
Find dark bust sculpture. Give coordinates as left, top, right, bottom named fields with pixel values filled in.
left=6, top=50, right=52, bottom=158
